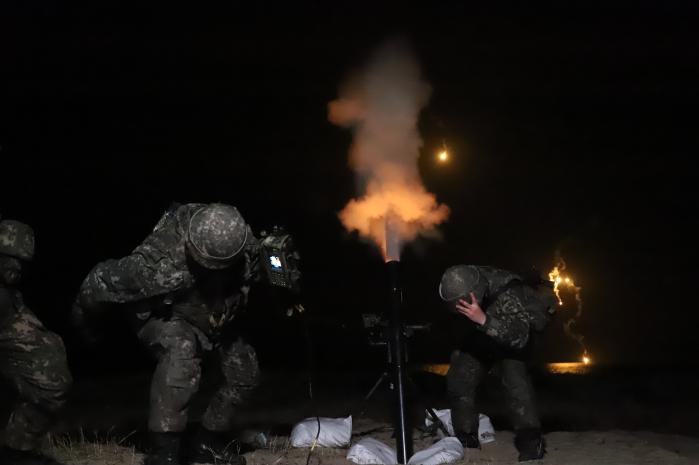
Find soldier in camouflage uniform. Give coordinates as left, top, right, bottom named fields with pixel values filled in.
left=0, top=218, right=72, bottom=465
left=73, top=203, right=261, bottom=465
left=439, top=265, right=547, bottom=462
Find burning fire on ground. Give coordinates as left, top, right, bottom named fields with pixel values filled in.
left=549, top=253, right=591, bottom=364
left=329, top=40, right=449, bottom=261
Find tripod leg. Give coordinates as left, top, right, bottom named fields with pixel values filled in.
left=365, top=372, right=389, bottom=400
left=425, top=407, right=451, bottom=437
left=406, top=375, right=451, bottom=437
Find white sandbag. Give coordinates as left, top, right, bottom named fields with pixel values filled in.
left=477, top=413, right=495, bottom=444
left=424, top=409, right=455, bottom=436
left=425, top=409, right=496, bottom=443
left=407, top=437, right=464, bottom=465
left=290, top=415, right=352, bottom=448
left=346, top=438, right=397, bottom=465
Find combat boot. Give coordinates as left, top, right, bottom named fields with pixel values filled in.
left=145, top=432, right=182, bottom=465
left=0, top=446, right=65, bottom=465
left=188, top=427, right=246, bottom=465
left=514, top=429, right=545, bottom=462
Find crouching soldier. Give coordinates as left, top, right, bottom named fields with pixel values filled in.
left=73, top=203, right=264, bottom=465
left=0, top=218, right=73, bottom=465
left=439, top=265, right=555, bottom=462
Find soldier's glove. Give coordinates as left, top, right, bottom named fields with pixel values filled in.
left=77, top=286, right=99, bottom=310
left=285, top=303, right=305, bottom=317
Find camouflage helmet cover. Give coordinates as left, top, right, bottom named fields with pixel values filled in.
left=0, top=219, right=35, bottom=261
left=186, top=203, right=248, bottom=270
left=438, top=265, right=488, bottom=303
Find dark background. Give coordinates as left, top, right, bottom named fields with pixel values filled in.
left=1, top=1, right=698, bottom=375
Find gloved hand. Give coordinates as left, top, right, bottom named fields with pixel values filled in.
left=76, top=285, right=99, bottom=310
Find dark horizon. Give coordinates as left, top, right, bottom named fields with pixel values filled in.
left=2, top=2, right=698, bottom=373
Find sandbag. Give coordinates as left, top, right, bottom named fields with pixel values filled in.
left=407, top=437, right=464, bottom=465
left=425, top=409, right=455, bottom=436
left=477, top=414, right=495, bottom=444
left=425, top=409, right=496, bottom=443
left=347, top=437, right=397, bottom=465
left=290, top=415, right=352, bottom=448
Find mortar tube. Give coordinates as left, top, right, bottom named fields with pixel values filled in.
left=386, top=259, right=413, bottom=463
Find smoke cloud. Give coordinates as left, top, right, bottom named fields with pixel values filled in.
left=329, top=39, right=449, bottom=261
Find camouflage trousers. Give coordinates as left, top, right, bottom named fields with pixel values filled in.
left=137, top=318, right=260, bottom=433
left=446, top=350, right=540, bottom=435
left=0, top=307, right=72, bottom=450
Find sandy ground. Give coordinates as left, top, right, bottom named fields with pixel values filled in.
left=5, top=367, right=698, bottom=465
left=242, top=420, right=699, bottom=465
left=46, top=420, right=699, bottom=465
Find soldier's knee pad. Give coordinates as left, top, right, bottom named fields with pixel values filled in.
left=221, top=365, right=259, bottom=392
left=156, top=323, right=201, bottom=390
left=220, top=343, right=260, bottom=390
left=41, top=379, right=72, bottom=412
left=446, top=381, right=467, bottom=400
left=158, top=322, right=199, bottom=358
left=164, top=358, right=201, bottom=390
left=446, top=350, right=483, bottom=395
left=446, top=370, right=479, bottom=399
left=33, top=332, right=73, bottom=411
left=500, top=360, right=530, bottom=392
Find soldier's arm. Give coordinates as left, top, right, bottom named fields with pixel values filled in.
left=79, top=249, right=185, bottom=306
left=77, top=206, right=193, bottom=308
left=477, top=289, right=530, bottom=350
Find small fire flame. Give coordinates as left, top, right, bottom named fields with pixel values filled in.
left=549, top=254, right=590, bottom=365
left=548, top=266, right=579, bottom=306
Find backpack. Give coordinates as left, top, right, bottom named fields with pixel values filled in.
left=487, top=269, right=557, bottom=332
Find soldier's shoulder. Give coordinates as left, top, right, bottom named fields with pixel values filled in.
left=481, top=266, right=515, bottom=283
left=148, top=203, right=206, bottom=241
left=495, top=286, right=526, bottom=310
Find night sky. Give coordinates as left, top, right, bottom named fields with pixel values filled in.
left=1, top=2, right=698, bottom=372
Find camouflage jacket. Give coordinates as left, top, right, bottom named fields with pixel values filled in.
left=78, top=203, right=260, bottom=338
left=474, top=267, right=531, bottom=350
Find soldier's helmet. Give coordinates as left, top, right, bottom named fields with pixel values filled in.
left=0, top=219, right=35, bottom=262
left=439, top=265, right=488, bottom=304
left=186, top=203, right=248, bottom=270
